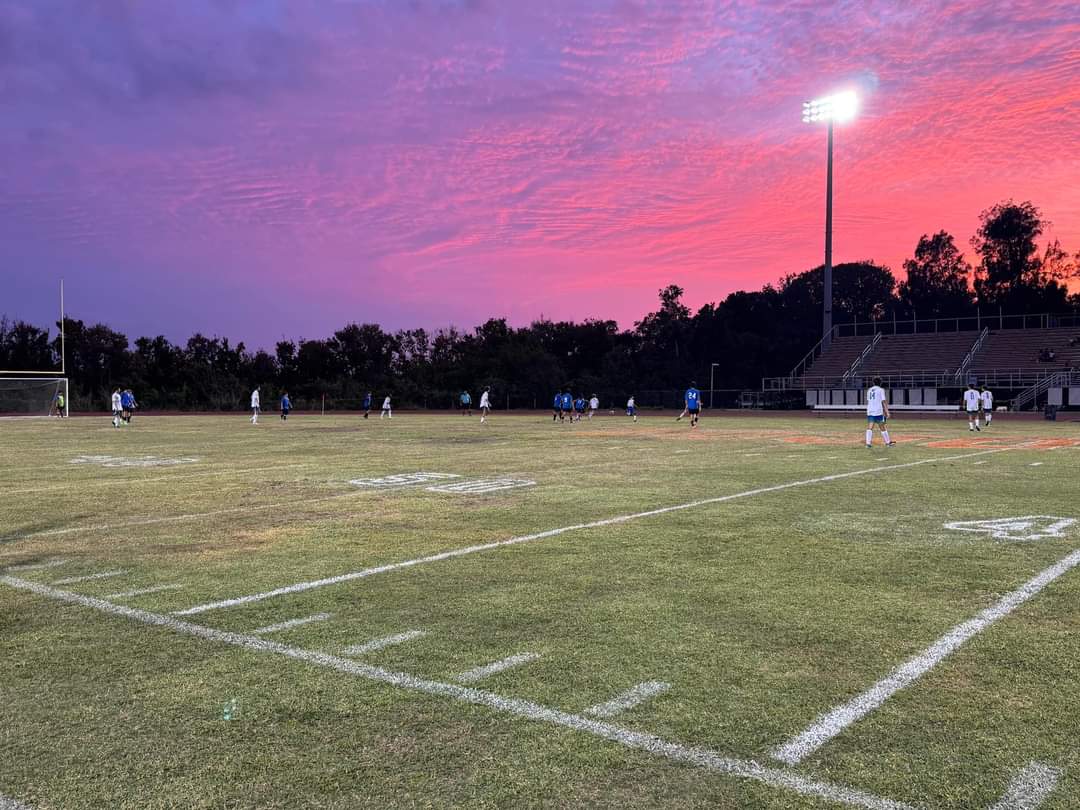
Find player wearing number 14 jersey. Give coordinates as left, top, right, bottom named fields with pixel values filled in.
left=865, top=377, right=894, bottom=448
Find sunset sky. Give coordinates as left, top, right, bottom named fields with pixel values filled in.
left=2, top=0, right=1078, bottom=347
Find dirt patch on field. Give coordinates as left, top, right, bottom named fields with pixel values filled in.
left=154, top=527, right=285, bottom=557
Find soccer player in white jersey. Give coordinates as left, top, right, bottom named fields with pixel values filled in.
left=381, top=394, right=392, bottom=419
left=250, top=387, right=260, bottom=424
left=626, top=395, right=637, bottom=422
left=865, top=377, right=894, bottom=448
left=980, top=385, right=994, bottom=426
left=111, top=389, right=122, bottom=428
left=479, top=387, right=491, bottom=423
left=588, top=394, right=599, bottom=419
left=963, top=382, right=982, bottom=431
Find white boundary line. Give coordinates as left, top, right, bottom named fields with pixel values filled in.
left=0, top=575, right=917, bottom=810
left=104, top=584, right=184, bottom=600
left=250, top=612, right=333, bottom=635
left=174, top=448, right=1013, bottom=616
left=4, top=559, right=68, bottom=572
left=773, top=548, right=1080, bottom=765
left=51, top=569, right=128, bottom=586
left=989, top=762, right=1061, bottom=809
left=585, top=681, right=671, bottom=718
left=342, top=630, right=427, bottom=656
left=4, top=489, right=373, bottom=544
left=454, top=653, right=540, bottom=683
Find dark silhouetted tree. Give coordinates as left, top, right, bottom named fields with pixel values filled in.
left=897, top=231, right=974, bottom=319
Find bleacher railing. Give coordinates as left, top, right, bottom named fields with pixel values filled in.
left=764, top=367, right=1070, bottom=392
left=954, top=327, right=989, bottom=382
left=831, top=311, right=1080, bottom=338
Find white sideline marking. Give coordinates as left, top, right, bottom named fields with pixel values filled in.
left=1029, top=462, right=1043, bottom=467
left=585, top=681, right=672, bottom=718
left=174, top=447, right=1014, bottom=616
left=973, top=461, right=988, bottom=465
left=773, top=548, right=1080, bottom=765
left=989, top=762, right=1061, bottom=809
left=5, top=558, right=68, bottom=572
left=342, top=630, right=427, bottom=656
left=0, top=794, right=33, bottom=809
left=454, top=652, right=540, bottom=683
left=104, top=584, right=185, bottom=600
left=943, top=516, right=1075, bottom=543
left=250, top=612, right=333, bottom=635
left=5, top=488, right=374, bottom=543
left=0, top=575, right=919, bottom=810
left=70, top=454, right=199, bottom=468
left=51, top=569, right=128, bottom=586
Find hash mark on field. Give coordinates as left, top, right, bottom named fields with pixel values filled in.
left=989, top=761, right=1061, bottom=809
left=105, top=584, right=185, bottom=600
left=5, top=558, right=68, bottom=572
left=1, top=575, right=916, bottom=810
left=342, top=630, right=426, bottom=656
left=974, top=461, right=988, bottom=465
left=1029, top=462, right=1043, bottom=467
left=173, top=447, right=1016, bottom=615
left=454, top=652, right=540, bottom=683
left=773, top=548, right=1080, bottom=765
left=52, top=569, right=128, bottom=586
left=585, top=681, right=672, bottom=718
left=250, top=613, right=333, bottom=635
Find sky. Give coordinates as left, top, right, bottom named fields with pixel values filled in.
left=2, top=0, right=1079, bottom=348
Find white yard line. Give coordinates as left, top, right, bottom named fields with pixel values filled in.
left=2, top=460, right=326, bottom=496
left=0, top=575, right=919, bottom=810
left=0, top=794, right=33, bottom=810
left=104, top=584, right=185, bottom=600
left=4, top=558, right=68, bottom=572
left=585, top=681, right=671, bottom=718
left=174, top=447, right=1013, bottom=616
left=342, top=630, right=427, bottom=656
left=454, top=653, right=540, bottom=684
left=989, top=762, right=1061, bottom=810
left=51, top=569, right=128, bottom=586
left=5, top=489, right=370, bottom=544
left=250, top=612, right=333, bottom=635
left=773, top=548, right=1080, bottom=765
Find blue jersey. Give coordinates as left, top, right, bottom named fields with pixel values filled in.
left=281, top=395, right=291, bottom=410
left=574, top=398, right=585, bottom=411
left=561, top=393, right=573, bottom=410
left=461, top=393, right=471, bottom=405
left=121, top=392, right=133, bottom=409
left=363, top=395, right=372, bottom=409
left=685, top=388, right=701, bottom=410
left=553, top=393, right=562, bottom=408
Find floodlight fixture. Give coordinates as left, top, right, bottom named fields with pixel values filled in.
left=802, top=90, right=857, bottom=124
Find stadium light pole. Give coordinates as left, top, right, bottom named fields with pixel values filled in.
left=709, top=362, right=719, bottom=409
left=802, top=90, right=857, bottom=348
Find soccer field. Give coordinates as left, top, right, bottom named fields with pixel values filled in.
left=2, top=412, right=1079, bottom=809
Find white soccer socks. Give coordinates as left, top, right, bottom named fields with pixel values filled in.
left=865, top=429, right=873, bottom=446
left=882, top=430, right=891, bottom=445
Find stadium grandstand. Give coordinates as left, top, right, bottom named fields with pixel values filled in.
left=765, top=313, right=1080, bottom=411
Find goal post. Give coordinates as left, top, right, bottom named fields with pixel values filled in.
left=0, top=377, right=69, bottom=417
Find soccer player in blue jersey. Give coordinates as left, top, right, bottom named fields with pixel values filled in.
left=681, top=382, right=701, bottom=427
left=280, top=392, right=291, bottom=421
left=552, top=391, right=562, bottom=421
left=460, top=390, right=472, bottom=416
left=573, top=395, right=585, bottom=422
left=561, top=391, right=573, bottom=423
left=362, top=391, right=372, bottom=419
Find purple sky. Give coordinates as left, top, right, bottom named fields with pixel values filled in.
left=2, top=0, right=1079, bottom=348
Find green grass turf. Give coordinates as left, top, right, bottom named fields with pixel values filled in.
left=1, top=411, right=1079, bottom=809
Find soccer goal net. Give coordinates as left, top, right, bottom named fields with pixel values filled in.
left=0, top=377, right=69, bottom=417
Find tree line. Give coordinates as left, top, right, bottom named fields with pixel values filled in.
left=3, top=200, right=1078, bottom=411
